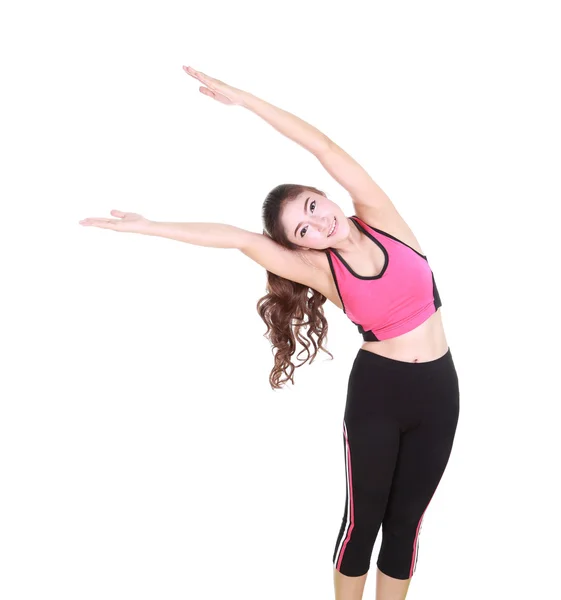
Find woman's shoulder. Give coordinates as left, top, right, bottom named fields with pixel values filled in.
left=352, top=206, right=426, bottom=257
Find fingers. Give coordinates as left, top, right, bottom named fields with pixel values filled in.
left=79, top=218, right=118, bottom=228
left=183, top=65, right=201, bottom=80
left=184, top=65, right=203, bottom=78
left=79, top=211, right=123, bottom=226
left=183, top=66, right=215, bottom=88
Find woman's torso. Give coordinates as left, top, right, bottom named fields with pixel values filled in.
left=309, top=214, right=449, bottom=363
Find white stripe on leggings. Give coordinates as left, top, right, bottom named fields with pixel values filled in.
left=334, top=420, right=354, bottom=570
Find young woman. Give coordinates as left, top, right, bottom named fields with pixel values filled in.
left=79, top=66, right=460, bottom=600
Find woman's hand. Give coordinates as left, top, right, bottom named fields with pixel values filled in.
left=79, top=210, right=150, bottom=233
left=183, top=66, right=247, bottom=106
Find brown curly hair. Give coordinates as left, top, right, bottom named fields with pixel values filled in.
left=257, top=183, right=334, bottom=390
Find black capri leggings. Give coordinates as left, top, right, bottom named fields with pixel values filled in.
left=333, top=347, right=460, bottom=579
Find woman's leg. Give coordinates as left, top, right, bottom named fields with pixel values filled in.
left=332, top=345, right=407, bottom=600
left=332, top=416, right=400, bottom=574
left=375, top=353, right=460, bottom=588
left=375, top=567, right=411, bottom=600
left=332, top=567, right=411, bottom=600
left=331, top=348, right=459, bottom=599
left=333, top=569, right=368, bottom=600
left=332, top=416, right=400, bottom=599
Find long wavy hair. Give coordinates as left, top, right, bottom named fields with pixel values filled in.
left=257, top=183, right=334, bottom=390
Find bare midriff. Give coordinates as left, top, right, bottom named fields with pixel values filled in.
left=359, top=309, right=449, bottom=363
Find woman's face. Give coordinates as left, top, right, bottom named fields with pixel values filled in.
left=281, top=192, right=348, bottom=250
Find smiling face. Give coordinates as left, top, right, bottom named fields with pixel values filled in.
left=281, top=191, right=348, bottom=250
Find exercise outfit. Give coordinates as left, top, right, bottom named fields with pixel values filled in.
left=324, top=216, right=459, bottom=579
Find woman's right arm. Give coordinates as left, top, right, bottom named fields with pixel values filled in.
left=144, top=220, right=328, bottom=290
left=79, top=213, right=328, bottom=292
left=143, top=220, right=245, bottom=248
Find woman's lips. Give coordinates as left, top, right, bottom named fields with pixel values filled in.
left=328, top=217, right=337, bottom=237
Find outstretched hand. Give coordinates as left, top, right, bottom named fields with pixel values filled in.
left=183, top=66, right=246, bottom=106
left=79, top=210, right=150, bottom=233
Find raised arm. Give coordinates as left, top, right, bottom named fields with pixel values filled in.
left=184, top=66, right=396, bottom=213
left=241, top=94, right=394, bottom=212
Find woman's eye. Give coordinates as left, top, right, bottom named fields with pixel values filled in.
left=300, top=201, right=316, bottom=237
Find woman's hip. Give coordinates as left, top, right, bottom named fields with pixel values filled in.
left=344, top=346, right=459, bottom=423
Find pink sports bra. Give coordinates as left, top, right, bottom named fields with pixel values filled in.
left=324, top=215, right=442, bottom=341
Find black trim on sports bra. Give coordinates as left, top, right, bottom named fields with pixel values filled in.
left=358, top=325, right=380, bottom=341
left=325, top=250, right=347, bottom=314
left=351, top=215, right=427, bottom=260
left=432, top=271, right=442, bottom=310
left=329, top=217, right=389, bottom=280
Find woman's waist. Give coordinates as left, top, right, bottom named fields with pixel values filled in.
left=360, top=309, right=448, bottom=363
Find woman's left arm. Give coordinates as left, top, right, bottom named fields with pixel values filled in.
left=243, top=93, right=394, bottom=212
left=184, top=66, right=392, bottom=211
left=242, top=92, right=332, bottom=155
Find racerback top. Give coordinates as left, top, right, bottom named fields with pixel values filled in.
left=324, top=215, right=442, bottom=341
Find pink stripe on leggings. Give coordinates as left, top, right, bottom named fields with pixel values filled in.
left=409, top=489, right=438, bottom=578
left=336, top=421, right=355, bottom=571
left=409, top=511, right=426, bottom=577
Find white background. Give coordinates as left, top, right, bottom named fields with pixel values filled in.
left=1, top=1, right=559, bottom=598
